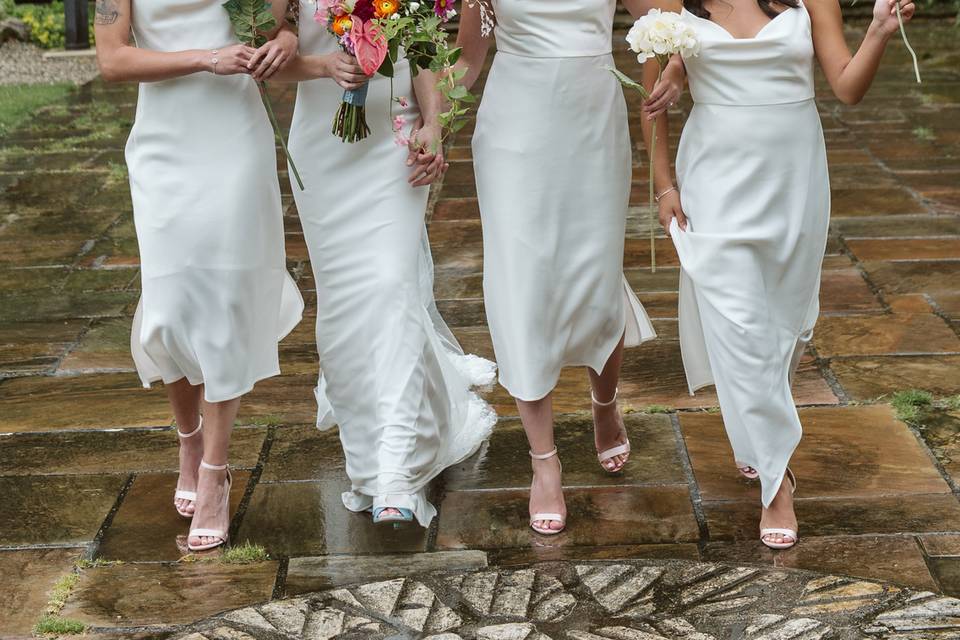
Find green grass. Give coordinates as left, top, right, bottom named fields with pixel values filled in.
left=642, top=404, right=672, bottom=414
left=106, top=161, right=128, bottom=185
left=891, top=389, right=935, bottom=423
left=245, top=414, right=284, bottom=427
left=219, top=542, right=270, bottom=564
left=0, top=84, right=73, bottom=138
left=47, top=573, right=78, bottom=612
left=913, top=126, right=936, bottom=141
left=34, top=614, right=85, bottom=635
left=942, top=395, right=960, bottom=411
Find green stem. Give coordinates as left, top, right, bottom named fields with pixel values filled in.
left=895, top=1, right=921, bottom=84
left=648, top=66, right=662, bottom=273
left=259, top=81, right=304, bottom=191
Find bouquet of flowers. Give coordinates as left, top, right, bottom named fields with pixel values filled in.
left=315, top=0, right=470, bottom=143
left=609, top=9, right=699, bottom=271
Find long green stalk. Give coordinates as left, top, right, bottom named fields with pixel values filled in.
left=259, top=82, right=304, bottom=191
left=895, top=1, right=921, bottom=84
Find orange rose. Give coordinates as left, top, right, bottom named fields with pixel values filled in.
left=374, top=0, right=399, bottom=17
left=332, top=14, right=354, bottom=36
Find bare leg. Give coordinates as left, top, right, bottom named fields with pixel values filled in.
left=760, top=474, right=798, bottom=546
left=518, top=393, right=565, bottom=532
left=168, top=378, right=203, bottom=515
left=588, top=334, right=629, bottom=471
left=188, top=396, right=240, bottom=548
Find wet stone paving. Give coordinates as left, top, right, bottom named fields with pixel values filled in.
left=1, top=14, right=960, bottom=640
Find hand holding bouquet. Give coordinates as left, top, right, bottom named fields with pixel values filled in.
left=316, top=0, right=470, bottom=143
left=609, top=9, right=699, bottom=271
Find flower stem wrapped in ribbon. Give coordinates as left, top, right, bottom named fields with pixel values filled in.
left=223, top=0, right=305, bottom=190
left=317, top=0, right=471, bottom=144
left=609, top=9, right=699, bottom=272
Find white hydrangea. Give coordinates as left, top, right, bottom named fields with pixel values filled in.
left=625, top=8, right=700, bottom=63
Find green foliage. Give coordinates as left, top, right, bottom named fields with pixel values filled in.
left=10, top=2, right=97, bottom=49
left=643, top=404, right=672, bottom=414
left=219, top=541, right=270, bottom=564
left=891, top=389, right=935, bottom=423
left=913, top=126, right=935, bottom=141
left=0, top=83, right=72, bottom=138
left=47, top=573, right=79, bottom=612
left=608, top=66, right=651, bottom=99
left=222, top=0, right=276, bottom=47
left=34, top=615, right=85, bottom=635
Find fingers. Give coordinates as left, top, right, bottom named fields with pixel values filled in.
left=408, top=151, right=444, bottom=186
left=335, top=58, right=367, bottom=90
left=675, top=206, right=688, bottom=231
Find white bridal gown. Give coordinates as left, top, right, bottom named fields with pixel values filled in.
left=473, top=0, right=656, bottom=401
left=287, top=4, right=497, bottom=527
left=672, top=3, right=829, bottom=506
left=126, top=0, right=303, bottom=402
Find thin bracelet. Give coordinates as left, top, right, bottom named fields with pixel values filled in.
left=655, top=186, right=677, bottom=202
left=211, top=49, right=219, bottom=75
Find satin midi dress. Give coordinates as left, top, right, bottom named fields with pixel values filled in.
left=287, top=4, right=497, bottom=527
left=671, top=4, right=830, bottom=506
left=126, top=0, right=303, bottom=403
left=473, top=0, right=657, bottom=402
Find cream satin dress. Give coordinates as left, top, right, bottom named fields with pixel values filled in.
left=126, top=0, right=303, bottom=402
left=473, top=0, right=656, bottom=402
left=287, top=3, right=497, bottom=527
left=671, top=3, right=829, bottom=506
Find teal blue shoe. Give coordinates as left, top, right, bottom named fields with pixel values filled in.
left=372, top=506, right=414, bottom=525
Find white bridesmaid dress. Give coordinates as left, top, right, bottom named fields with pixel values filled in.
left=671, top=3, right=829, bottom=506
left=126, top=0, right=303, bottom=403
left=473, top=0, right=656, bottom=402
left=287, top=4, right=497, bottom=527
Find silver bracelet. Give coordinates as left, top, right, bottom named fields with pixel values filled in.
left=211, top=50, right=220, bottom=75
left=655, top=186, right=677, bottom=202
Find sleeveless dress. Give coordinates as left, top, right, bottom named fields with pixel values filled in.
left=287, top=4, right=497, bottom=527
left=473, top=0, right=656, bottom=402
left=126, top=0, right=303, bottom=403
left=671, top=3, right=829, bottom=506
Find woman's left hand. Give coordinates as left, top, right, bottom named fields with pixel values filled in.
left=642, top=76, right=682, bottom=121
left=248, top=28, right=298, bottom=81
left=872, top=0, right=915, bottom=36
left=406, top=120, right=449, bottom=187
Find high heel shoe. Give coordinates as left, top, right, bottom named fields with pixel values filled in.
left=736, top=461, right=759, bottom=480
left=174, top=417, right=203, bottom=518
left=372, top=507, right=414, bottom=527
left=760, top=468, right=798, bottom=550
left=593, top=389, right=630, bottom=474
left=187, top=460, right=232, bottom=552
left=529, top=448, right=566, bottom=536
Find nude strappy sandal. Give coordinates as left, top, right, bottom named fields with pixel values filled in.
left=736, top=461, right=759, bottom=479
left=187, top=460, right=232, bottom=552
left=592, top=389, right=630, bottom=474
left=529, top=448, right=566, bottom=536
left=760, top=468, right=798, bottom=550
left=174, top=418, right=203, bottom=518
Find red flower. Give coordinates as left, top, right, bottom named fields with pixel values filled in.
left=352, top=0, right=376, bottom=21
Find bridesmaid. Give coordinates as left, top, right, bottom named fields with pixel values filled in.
left=456, top=0, right=676, bottom=535
left=648, top=0, right=916, bottom=548
left=270, top=3, right=497, bottom=527
left=95, top=0, right=303, bottom=550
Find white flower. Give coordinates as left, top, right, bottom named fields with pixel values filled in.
left=409, top=1, right=420, bottom=9
left=625, top=8, right=700, bottom=64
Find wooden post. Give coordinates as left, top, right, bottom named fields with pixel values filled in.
left=64, top=0, right=90, bottom=50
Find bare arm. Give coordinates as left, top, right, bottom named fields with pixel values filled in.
left=807, top=0, right=915, bottom=105
left=453, top=0, right=494, bottom=91
left=95, top=0, right=227, bottom=82
left=247, top=0, right=300, bottom=81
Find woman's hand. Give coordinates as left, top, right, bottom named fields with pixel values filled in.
left=871, top=0, right=915, bottom=36
left=642, top=75, right=682, bottom=121
left=658, top=189, right=688, bottom=233
left=323, top=51, right=368, bottom=90
left=248, top=29, right=298, bottom=81
left=406, top=120, right=449, bottom=187
left=210, top=44, right=258, bottom=75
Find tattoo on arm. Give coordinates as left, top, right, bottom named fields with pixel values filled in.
left=95, top=0, right=120, bottom=25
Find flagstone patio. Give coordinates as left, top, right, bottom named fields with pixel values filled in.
left=1, top=15, right=960, bottom=639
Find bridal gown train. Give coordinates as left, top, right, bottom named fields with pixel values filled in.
left=671, top=3, right=830, bottom=506
left=287, top=4, right=497, bottom=527
left=126, top=0, right=303, bottom=402
left=473, top=0, right=656, bottom=402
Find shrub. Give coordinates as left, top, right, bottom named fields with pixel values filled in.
left=10, top=2, right=96, bottom=49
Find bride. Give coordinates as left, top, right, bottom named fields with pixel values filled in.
left=272, top=1, right=497, bottom=527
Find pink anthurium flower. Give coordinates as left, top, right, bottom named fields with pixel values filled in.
left=350, top=19, right=388, bottom=76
